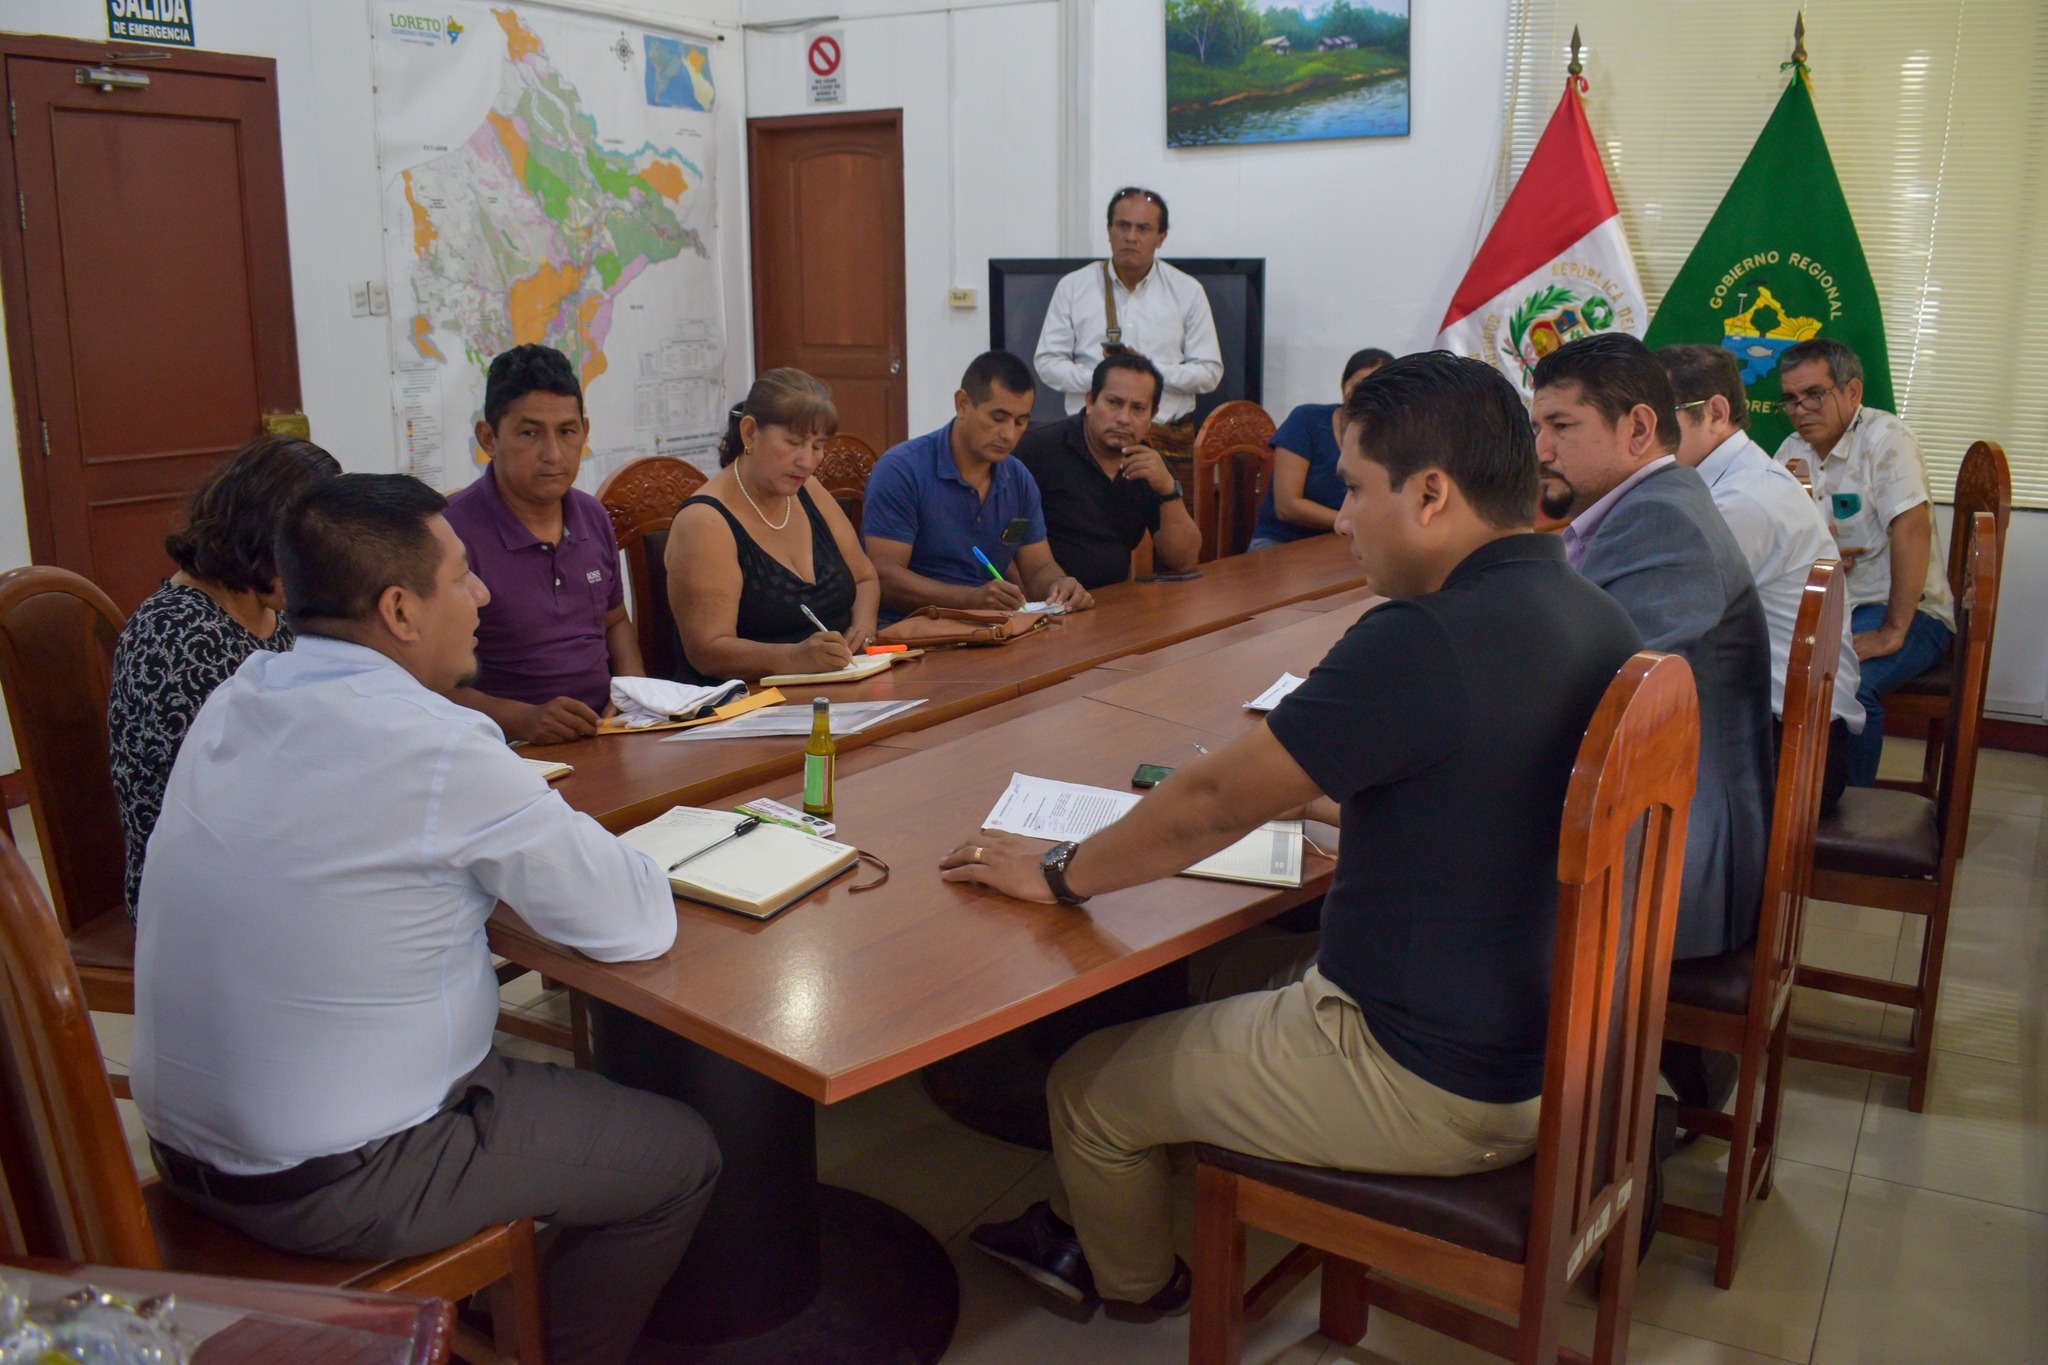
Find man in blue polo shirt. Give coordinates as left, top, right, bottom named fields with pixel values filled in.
left=863, top=352, right=1094, bottom=621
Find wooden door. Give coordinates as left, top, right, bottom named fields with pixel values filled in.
left=748, top=111, right=907, bottom=450
left=0, top=38, right=301, bottom=615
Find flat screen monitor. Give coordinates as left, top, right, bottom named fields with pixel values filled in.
left=988, top=258, right=1265, bottom=426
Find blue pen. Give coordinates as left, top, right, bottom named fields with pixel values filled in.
left=970, top=545, right=1005, bottom=583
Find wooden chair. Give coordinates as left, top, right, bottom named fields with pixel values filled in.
left=598, top=456, right=708, bottom=685
left=0, top=833, right=544, bottom=1364
left=1658, top=561, right=1844, bottom=1287
left=1191, top=650, right=1699, bottom=1365
left=1217, top=443, right=1275, bottom=558
left=1880, top=440, right=2010, bottom=802
left=0, top=568, right=136, bottom=1025
left=1189, top=402, right=1275, bottom=562
left=1791, top=511, right=2001, bottom=1112
left=818, top=433, right=881, bottom=529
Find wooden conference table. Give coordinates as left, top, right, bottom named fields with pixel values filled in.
left=489, top=536, right=1376, bottom=1364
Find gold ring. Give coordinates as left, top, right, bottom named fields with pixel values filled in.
left=969, top=847, right=985, bottom=864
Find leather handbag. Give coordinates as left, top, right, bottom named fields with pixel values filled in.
left=873, top=607, right=1053, bottom=649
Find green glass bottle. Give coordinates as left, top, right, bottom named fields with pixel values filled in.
left=802, top=697, right=836, bottom=818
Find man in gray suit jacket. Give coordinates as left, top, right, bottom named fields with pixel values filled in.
left=1531, top=334, right=1776, bottom=964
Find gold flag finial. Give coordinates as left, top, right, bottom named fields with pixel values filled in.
left=1790, top=11, right=1807, bottom=67
left=1568, top=25, right=1583, bottom=79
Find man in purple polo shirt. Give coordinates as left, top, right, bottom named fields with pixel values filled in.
left=445, top=345, right=645, bottom=744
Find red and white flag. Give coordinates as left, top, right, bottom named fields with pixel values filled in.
left=1436, top=79, right=1646, bottom=396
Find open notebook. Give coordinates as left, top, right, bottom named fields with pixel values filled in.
left=760, top=653, right=899, bottom=686
left=618, top=806, right=859, bottom=919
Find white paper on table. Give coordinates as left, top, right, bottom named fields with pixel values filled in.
left=980, top=774, right=1306, bottom=887
left=1019, top=601, right=1067, bottom=615
left=660, top=697, right=927, bottom=740
left=1244, top=672, right=1307, bottom=712
left=610, top=676, right=747, bottom=727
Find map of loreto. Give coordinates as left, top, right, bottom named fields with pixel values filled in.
left=372, top=4, right=726, bottom=490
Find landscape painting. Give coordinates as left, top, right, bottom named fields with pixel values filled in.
left=1166, top=0, right=1410, bottom=148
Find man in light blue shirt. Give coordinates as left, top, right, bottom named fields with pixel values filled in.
left=863, top=351, right=1094, bottom=621
left=133, top=474, right=718, bottom=1365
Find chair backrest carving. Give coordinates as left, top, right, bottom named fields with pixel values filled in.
left=598, top=458, right=707, bottom=682
left=0, top=568, right=127, bottom=934
left=1525, top=651, right=1697, bottom=1317
left=1934, top=512, right=2001, bottom=874
left=1750, top=562, right=1845, bottom=1031
left=0, top=836, right=156, bottom=1266
left=818, top=433, right=880, bottom=528
left=1192, top=401, right=1275, bottom=463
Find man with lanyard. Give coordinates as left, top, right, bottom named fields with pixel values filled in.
left=1034, top=187, right=1223, bottom=454
left=1774, top=338, right=1953, bottom=787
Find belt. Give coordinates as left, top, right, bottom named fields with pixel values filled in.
left=150, top=1138, right=373, bottom=1206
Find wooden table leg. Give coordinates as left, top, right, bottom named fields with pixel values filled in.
left=587, top=1001, right=959, bottom=1364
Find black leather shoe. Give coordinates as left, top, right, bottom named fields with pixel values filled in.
left=970, top=1201, right=1096, bottom=1306
left=1102, top=1257, right=1192, bottom=1322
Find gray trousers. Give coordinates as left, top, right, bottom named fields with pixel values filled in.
left=158, top=1049, right=720, bottom=1365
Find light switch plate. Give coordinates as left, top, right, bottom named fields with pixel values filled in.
left=947, top=287, right=977, bottom=309
left=367, top=280, right=390, bottom=316
left=349, top=283, right=370, bottom=317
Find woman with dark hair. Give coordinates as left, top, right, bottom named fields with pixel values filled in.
left=107, top=434, right=341, bottom=919
left=663, top=368, right=881, bottom=682
left=1248, top=348, right=1395, bottom=551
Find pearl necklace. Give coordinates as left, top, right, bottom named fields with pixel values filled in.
left=735, top=457, right=792, bottom=530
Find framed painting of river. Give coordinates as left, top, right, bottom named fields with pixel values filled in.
left=1165, top=0, right=1409, bottom=147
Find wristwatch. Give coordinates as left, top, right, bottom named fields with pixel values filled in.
left=1156, top=477, right=1184, bottom=504
left=1040, top=840, right=1091, bottom=905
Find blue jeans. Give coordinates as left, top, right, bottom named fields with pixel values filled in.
left=1846, top=603, right=1954, bottom=787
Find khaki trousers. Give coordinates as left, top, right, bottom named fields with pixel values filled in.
left=1046, top=932, right=1539, bottom=1302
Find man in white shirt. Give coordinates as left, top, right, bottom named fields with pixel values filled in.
left=1034, top=187, right=1223, bottom=434
left=132, top=474, right=718, bottom=1365
left=1774, top=338, right=1954, bottom=787
left=1661, top=343, right=1864, bottom=813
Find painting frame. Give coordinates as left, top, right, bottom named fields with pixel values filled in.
left=1165, top=0, right=1410, bottom=148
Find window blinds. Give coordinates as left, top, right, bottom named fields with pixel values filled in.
left=1498, top=1, right=2048, bottom=507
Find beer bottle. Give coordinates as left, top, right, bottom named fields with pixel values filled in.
left=802, top=697, right=836, bottom=817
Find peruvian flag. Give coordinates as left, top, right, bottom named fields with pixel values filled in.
left=1436, top=78, right=1646, bottom=397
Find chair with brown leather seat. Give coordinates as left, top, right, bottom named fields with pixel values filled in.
left=0, top=567, right=135, bottom=1021
left=1190, top=650, right=1699, bottom=1365
left=1791, top=511, right=2001, bottom=1113
left=0, top=831, right=544, bottom=1365
left=818, top=432, right=881, bottom=529
left=1189, top=402, right=1275, bottom=562
left=1880, top=440, right=2010, bottom=802
left=1659, top=561, right=1844, bottom=1288
left=598, top=455, right=709, bottom=684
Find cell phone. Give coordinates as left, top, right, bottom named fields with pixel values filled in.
left=1001, top=517, right=1032, bottom=545
left=1132, top=763, right=1175, bottom=789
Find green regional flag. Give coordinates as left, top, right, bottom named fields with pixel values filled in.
left=1643, top=69, right=1891, bottom=455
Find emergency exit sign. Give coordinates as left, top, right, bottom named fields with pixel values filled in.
left=108, top=0, right=194, bottom=47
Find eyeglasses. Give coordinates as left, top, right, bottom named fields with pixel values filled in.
left=1779, top=385, right=1841, bottom=415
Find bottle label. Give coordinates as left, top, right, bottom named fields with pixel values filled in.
left=804, top=752, right=833, bottom=809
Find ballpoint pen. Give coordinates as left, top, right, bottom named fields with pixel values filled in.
left=969, top=545, right=1006, bottom=582
left=800, top=603, right=831, bottom=635
left=668, top=816, right=762, bottom=872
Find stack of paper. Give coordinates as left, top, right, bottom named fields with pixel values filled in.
left=661, top=697, right=927, bottom=741
left=980, top=773, right=1306, bottom=888
left=1244, top=673, right=1306, bottom=712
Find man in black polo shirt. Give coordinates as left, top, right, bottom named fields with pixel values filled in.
left=1015, top=354, right=1202, bottom=588
left=945, top=352, right=1643, bottom=1322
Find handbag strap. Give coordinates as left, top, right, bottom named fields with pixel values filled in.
left=1101, top=260, right=1122, bottom=346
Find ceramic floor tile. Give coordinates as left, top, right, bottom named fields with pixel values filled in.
left=91, top=1009, right=134, bottom=1073
left=1811, top=1176, right=2048, bottom=1364
left=1855, top=1050, right=2048, bottom=1213
left=1803, top=897, right=1907, bottom=940
left=496, top=967, right=554, bottom=1010
left=1966, top=748, right=2048, bottom=819
left=1954, top=806, right=2045, bottom=879
left=115, top=1097, right=153, bottom=1178
left=490, top=1030, right=572, bottom=1066
left=1627, top=1157, right=1849, bottom=1361
left=1799, top=925, right=1902, bottom=978
left=1772, top=1057, right=1873, bottom=1172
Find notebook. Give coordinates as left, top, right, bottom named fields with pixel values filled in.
left=520, top=756, right=573, bottom=782
left=760, top=653, right=900, bottom=686
left=618, top=806, right=860, bottom=919
left=1179, top=820, right=1305, bottom=888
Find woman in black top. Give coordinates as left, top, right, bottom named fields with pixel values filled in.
left=106, top=434, right=341, bottom=919
left=665, top=369, right=881, bottom=682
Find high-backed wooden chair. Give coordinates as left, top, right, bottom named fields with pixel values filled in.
left=598, top=456, right=707, bottom=683
left=1189, top=402, right=1274, bottom=562
left=1191, top=651, right=1699, bottom=1365
left=1659, top=562, right=1843, bottom=1287
left=1217, top=444, right=1275, bottom=558
left=1881, top=441, right=2010, bottom=801
left=0, top=833, right=544, bottom=1364
left=0, top=568, right=135, bottom=1020
left=818, top=433, right=881, bottom=530
left=1791, top=512, right=2000, bottom=1112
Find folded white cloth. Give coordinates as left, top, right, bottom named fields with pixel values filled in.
left=609, top=676, right=747, bottom=728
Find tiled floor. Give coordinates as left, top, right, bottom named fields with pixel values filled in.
left=48, top=736, right=2048, bottom=1364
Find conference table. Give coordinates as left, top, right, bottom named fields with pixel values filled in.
left=489, top=536, right=1379, bottom=1364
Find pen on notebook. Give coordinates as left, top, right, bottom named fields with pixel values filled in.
left=970, top=545, right=1005, bottom=583
left=668, top=816, right=762, bottom=873
left=799, top=604, right=831, bottom=636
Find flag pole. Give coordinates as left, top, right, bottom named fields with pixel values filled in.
left=1567, top=24, right=1586, bottom=93
left=1784, top=11, right=1809, bottom=80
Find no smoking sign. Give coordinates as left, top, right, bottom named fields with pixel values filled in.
left=806, top=30, right=845, bottom=105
